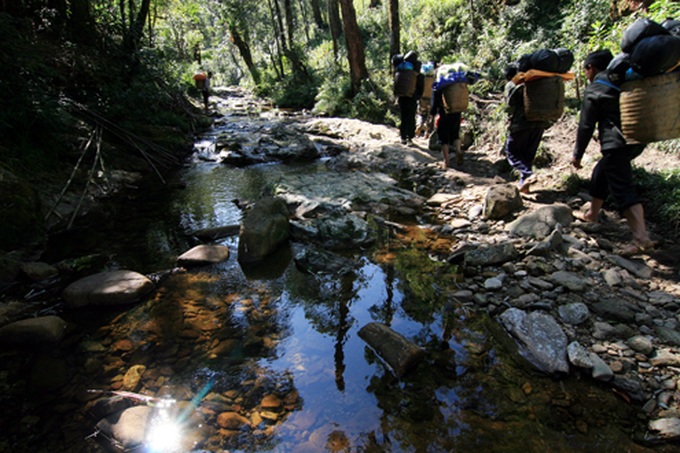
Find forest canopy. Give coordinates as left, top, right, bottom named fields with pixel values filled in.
left=1, top=0, right=679, bottom=171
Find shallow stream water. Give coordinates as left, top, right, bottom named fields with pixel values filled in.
left=0, top=106, right=665, bottom=452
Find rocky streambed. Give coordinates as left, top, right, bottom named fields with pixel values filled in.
left=1, top=86, right=679, bottom=451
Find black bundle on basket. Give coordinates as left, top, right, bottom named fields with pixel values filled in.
left=620, top=71, right=680, bottom=143
left=523, top=76, right=565, bottom=122
left=517, top=48, right=574, bottom=74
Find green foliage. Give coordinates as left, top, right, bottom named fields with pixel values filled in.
left=347, top=79, right=393, bottom=125
left=264, top=72, right=319, bottom=109
left=634, top=166, right=680, bottom=235
left=648, top=0, right=680, bottom=22
left=314, top=74, right=351, bottom=117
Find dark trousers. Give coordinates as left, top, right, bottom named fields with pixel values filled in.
left=398, top=96, right=417, bottom=140
left=437, top=112, right=461, bottom=145
left=591, top=146, right=644, bottom=212
left=202, top=89, right=209, bottom=108
left=505, top=127, right=545, bottom=184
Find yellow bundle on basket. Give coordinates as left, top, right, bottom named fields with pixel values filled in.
left=442, top=83, right=468, bottom=113
left=620, top=71, right=680, bottom=144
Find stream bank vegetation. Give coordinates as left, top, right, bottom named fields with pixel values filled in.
left=1, top=0, right=679, bottom=253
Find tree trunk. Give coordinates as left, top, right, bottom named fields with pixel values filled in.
left=229, top=24, right=261, bottom=85
left=121, top=0, right=150, bottom=54
left=267, top=0, right=286, bottom=76
left=388, top=0, right=399, bottom=58
left=273, top=0, right=288, bottom=51
left=61, top=0, right=95, bottom=44
left=338, top=0, right=368, bottom=96
left=284, top=0, right=294, bottom=47
left=310, top=0, right=325, bottom=29
left=328, top=0, right=342, bottom=59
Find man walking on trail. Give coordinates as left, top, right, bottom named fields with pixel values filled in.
left=503, top=63, right=551, bottom=193
left=572, top=49, right=654, bottom=256
left=202, top=71, right=212, bottom=110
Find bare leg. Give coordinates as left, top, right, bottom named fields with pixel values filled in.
left=454, top=139, right=463, bottom=166
left=583, top=197, right=604, bottom=222
left=622, top=203, right=651, bottom=244
left=441, top=144, right=449, bottom=169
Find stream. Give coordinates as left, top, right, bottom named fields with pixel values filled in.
left=0, top=92, right=664, bottom=452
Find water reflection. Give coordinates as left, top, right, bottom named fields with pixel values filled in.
left=5, top=118, right=659, bottom=452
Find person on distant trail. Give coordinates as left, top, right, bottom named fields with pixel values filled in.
left=572, top=49, right=654, bottom=256
left=430, top=80, right=462, bottom=169
left=415, top=62, right=436, bottom=138
left=393, top=51, right=424, bottom=145
left=202, top=71, right=213, bottom=110
left=502, top=62, right=551, bottom=193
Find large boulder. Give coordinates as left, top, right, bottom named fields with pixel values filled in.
left=0, top=315, right=68, bottom=345
left=238, top=197, right=290, bottom=264
left=62, top=270, right=155, bottom=308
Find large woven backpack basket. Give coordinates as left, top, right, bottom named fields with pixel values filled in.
left=442, top=83, right=469, bottom=113
left=523, top=76, right=565, bottom=122
left=394, top=70, right=417, bottom=97
left=620, top=71, right=680, bottom=143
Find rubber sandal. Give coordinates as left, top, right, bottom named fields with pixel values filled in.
left=518, top=174, right=537, bottom=194
left=572, top=210, right=597, bottom=223
left=617, top=240, right=657, bottom=257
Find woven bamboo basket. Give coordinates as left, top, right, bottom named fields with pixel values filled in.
left=422, top=75, right=435, bottom=99
left=394, top=70, right=417, bottom=97
left=442, top=83, right=468, bottom=113
left=523, top=76, right=564, bottom=122
left=620, top=71, right=680, bottom=144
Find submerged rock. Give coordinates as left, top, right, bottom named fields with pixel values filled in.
left=238, top=197, right=290, bottom=264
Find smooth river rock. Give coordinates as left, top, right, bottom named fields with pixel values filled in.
left=62, top=270, right=155, bottom=308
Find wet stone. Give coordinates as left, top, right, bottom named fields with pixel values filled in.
left=558, top=302, right=590, bottom=326
left=217, top=411, right=251, bottom=430
left=62, top=270, right=155, bottom=308
left=260, top=394, right=283, bottom=410
left=654, top=326, right=680, bottom=347
left=0, top=315, right=68, bottom=345
left=627, top=335, right=654, bottom=355
left=549, top=270, right=587, bottom=292
left=567, top=341, right=593, bottom=369
left=177, top=244, right=230, bottom=267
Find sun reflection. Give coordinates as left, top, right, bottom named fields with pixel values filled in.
left=146, top=402, right=182, bottom=453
